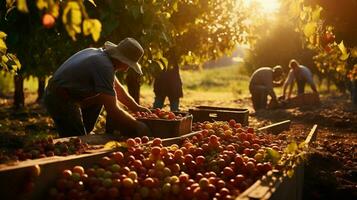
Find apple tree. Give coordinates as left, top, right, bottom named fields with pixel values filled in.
left=282, top=0, right=357, bottom=95
left=0, top=0, right=102, bottom=108
left=93, top=0, right=250, bottom=103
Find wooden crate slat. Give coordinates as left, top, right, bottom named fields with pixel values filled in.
left=236, top=124, right=318, bottom=200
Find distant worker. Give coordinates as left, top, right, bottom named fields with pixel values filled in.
left=282, top=59, right=318, bottom=99
left=153, top=65, right=183, bottom=111
left=249, top=66, right=284, bottom=111
left=44, top=38, right=151, bottom=137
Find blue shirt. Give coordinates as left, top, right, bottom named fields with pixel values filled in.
left=51, top=48, right=115, bottom=100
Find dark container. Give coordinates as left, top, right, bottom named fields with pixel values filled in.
left=137, top=111, right=193, bottom=138
left=189, top=106, right=249, bottom=126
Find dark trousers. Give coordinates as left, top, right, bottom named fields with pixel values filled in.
left=153, top=95, right=180, bottom=111
left=297, top=79, right=306, bottom=95
left=44, top=87, right=103, bottom=137
left=250, top=86, right=268, bottom=111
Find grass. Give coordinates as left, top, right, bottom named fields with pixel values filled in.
left=0, top=72, right=39, bottom=94
left=139, top=65, right=250, bottom=109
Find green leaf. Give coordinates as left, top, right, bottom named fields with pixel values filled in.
left=266, top=148, right=281, bottom=164
left=287, top=169, right=294, bottom=178
left=298, top=141, right=307, bottom=149
left=0, top=39, right=7, bottom=54
left=303, top=22, right=317, bottom=37
left=172, top=2, right=178, bottom=12
left=62, top=2, right=82, bottom=40
left=87, top=0, right=97, bottom=7
left=1, top=55, right=9, bottom=63
left=159, top=57, right=168, bottom=68
left=338, top=41, right=347, bottom=54
left=351, top=47, right=357, bottom=58
left=83, top=19, right=102, bottom=42
left=285, top=142, right=298, bottom=154
left=338, top=41, right=350, bottom=60
left=36, top=0, right=48, bottom=10
left=7, top=53, right=21, bottom=70
left=17, top=0, right=29, bottom=13
left=49, top=3, right=60, bottom=18
left=311, top=6, right=322, bottom=21
left=104, top=141, right=127, bottom=149
left=154, top=60, right=165, bottom=70
left=289, top=0, right=303, bottom=18
left=0, top=32, right=7, bottom=39
left=6, top=0, right=16, bottom=8
left=1, top=53, right=21, bottom=73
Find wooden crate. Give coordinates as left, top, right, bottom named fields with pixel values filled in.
left=0, top=135, right=126, bottom=200
left=189, top=106, right=249, bottom=126
left=137, top=111, right=193, bottom=138
left=0, top=149, right=114, bottom=200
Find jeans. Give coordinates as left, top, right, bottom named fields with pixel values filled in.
left=44, top=88, right=102, bottom=137
left=153, top=95, right=180, bottom=111
left=250, top=86, right=268, bottom=111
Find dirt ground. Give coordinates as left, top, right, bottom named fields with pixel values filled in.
left=0, top=92, right=356, bottom=199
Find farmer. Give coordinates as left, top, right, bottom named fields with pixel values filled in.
left=282, top=59, right=318, bottom=99
left=44, top=38, right=151, bottom=137
left=249, top=66, right=284, bottom=111
left=153, top=65, right=183, bottom=111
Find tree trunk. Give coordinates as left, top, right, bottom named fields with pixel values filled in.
left=126, top=69, right=141, bottom=104
left=36, top=76, right=46, bottom=103
left=14, top=74, right=24, bottom=109
left=352, top=79, right=357, bottom=106
left=327, top=78, right=331, bottom=92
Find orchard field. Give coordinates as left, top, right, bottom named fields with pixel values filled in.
left=0, top=0, right=356, bottom=200
left=1, top=65, right=356, bottom=199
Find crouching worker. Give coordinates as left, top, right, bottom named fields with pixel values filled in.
left=249, top=66, right=284, bottom=111
left=44, top=38, right=151, bottom=137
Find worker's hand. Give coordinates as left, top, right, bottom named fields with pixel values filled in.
left=134, top=121, right=151, bottom=136
left=136, top=105, right=152, bottom=113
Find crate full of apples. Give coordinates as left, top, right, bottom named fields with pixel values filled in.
left=132, top=108, right=193, bottom=138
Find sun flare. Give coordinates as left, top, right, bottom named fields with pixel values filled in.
left=243, top=0, right=281, bottom=14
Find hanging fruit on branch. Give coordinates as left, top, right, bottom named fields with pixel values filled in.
left=42, top=13, right=56, bottom=29
left=322, top=31, right=335, bottom=44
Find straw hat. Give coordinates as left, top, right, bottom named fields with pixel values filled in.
left=104, top=38, right=144, bottom=75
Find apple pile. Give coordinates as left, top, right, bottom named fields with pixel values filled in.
left=132, top=108, right=183, bottom=120
left=0, top=137, right=92, bottom=164
left=48, top=120, right=288, bottom=199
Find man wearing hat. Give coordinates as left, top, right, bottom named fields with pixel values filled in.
left=44, top=38, right=151, bottom=137
left=249, top=66, right=284, bottom=111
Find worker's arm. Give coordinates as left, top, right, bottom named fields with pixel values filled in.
left=282, top=70, right=294, bottom=99
left=311, top=84, right=318, bottom=93
left=113, top=77, right=151, bottom=113
left=306, top=76, right=318, bottom=93
left=273, top=79, right=284, bottom=87
left=266, top=79, right=277, bottom=103
left=97, top=93, right=150, bottom=136
left=287, top=82, right=294, bottom=99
